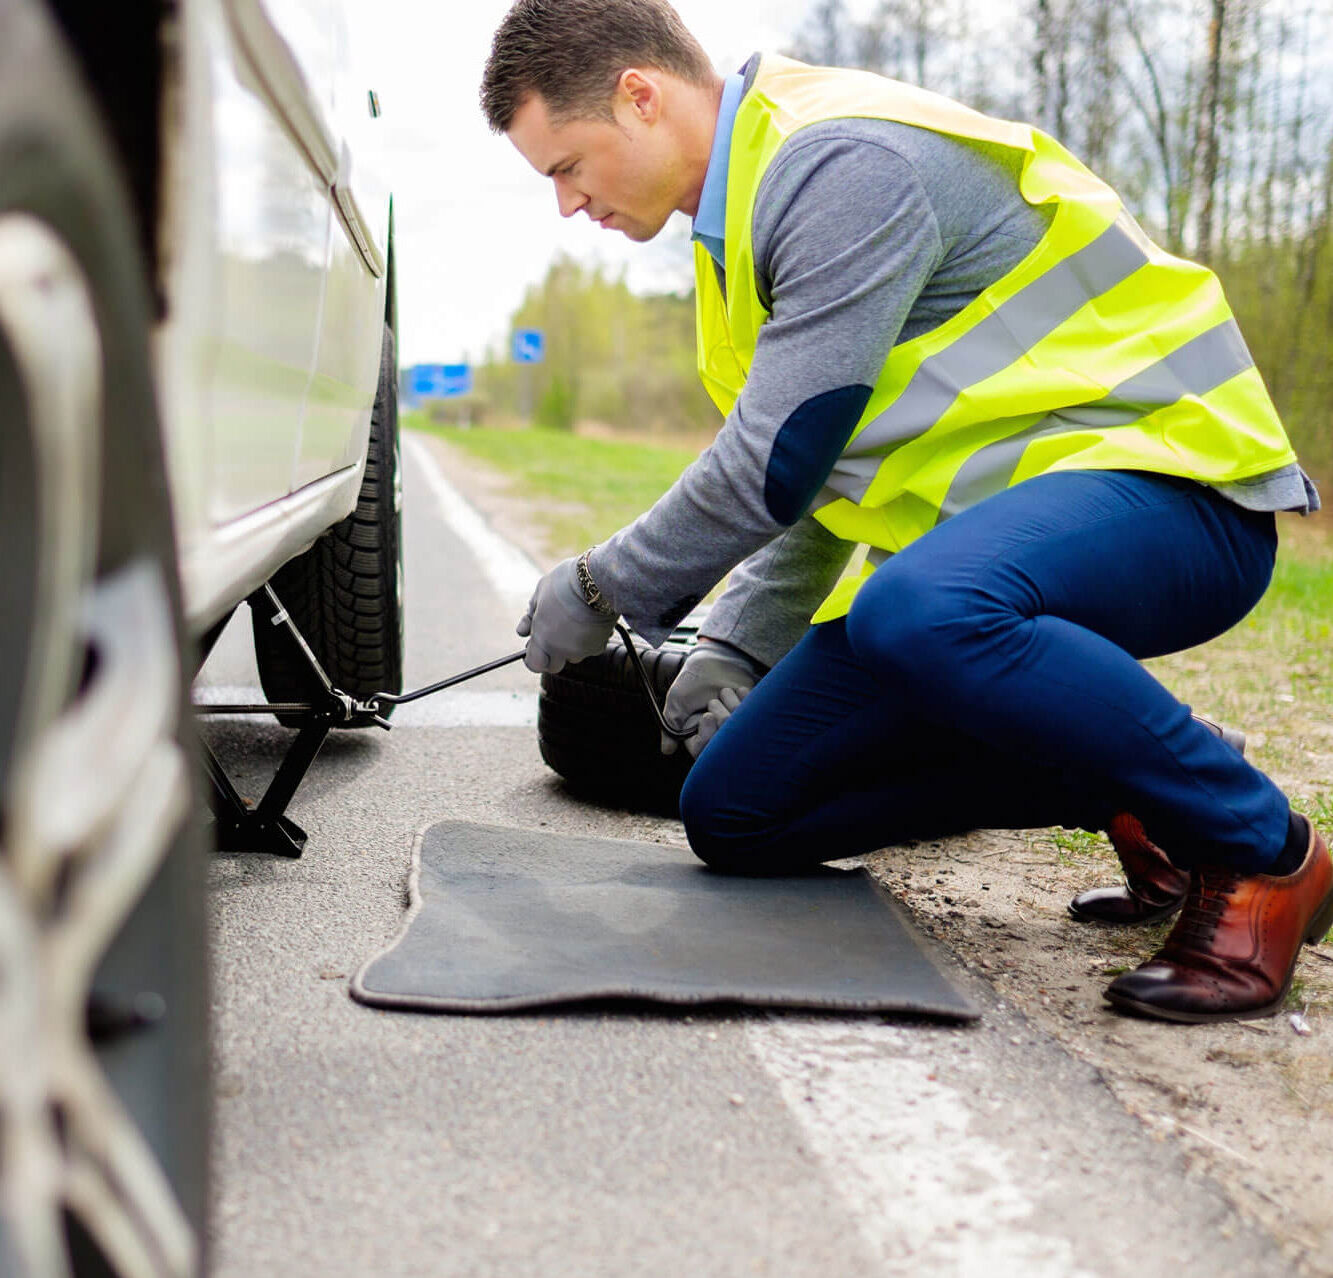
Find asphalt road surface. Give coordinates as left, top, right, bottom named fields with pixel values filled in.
left=195, top=433, right=1295, bottom=1277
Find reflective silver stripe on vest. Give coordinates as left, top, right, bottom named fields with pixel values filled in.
left=827, top=453, right=882, bottom=498
left=1054, top=317, right=1253, bottom=430
left=841, top=215, right=1150, bottom=500
left=935, top=318, right=1256, bottom=522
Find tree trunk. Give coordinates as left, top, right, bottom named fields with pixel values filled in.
left=1193, top=0, right=1228, bottom=263
left=912, top=0, right=930, bottom=85
left=855, top=2, right=892, bottom=74
left=1260, top=14, right=1288, bottom=251
left=1116, top=0, right=1184, bottom=249
left=1033, top=0, right=1052, bottom=131
left=1239, top=1, right=1262, bottom=247
left=1284, top=6, right=1313, bottom=242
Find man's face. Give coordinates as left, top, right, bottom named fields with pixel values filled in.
left=507, top=77, right=683, bottom=243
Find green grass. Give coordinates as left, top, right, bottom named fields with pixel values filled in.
left=1236, top=536, right=1333, bottom=700
left=411, top=415, right=699, bottom=555
left=1291, top=792, right=1333, bottom=828
left=1146, top=524, right=1333, bottom=799
left=1047, top=826, right=1113, bottom=866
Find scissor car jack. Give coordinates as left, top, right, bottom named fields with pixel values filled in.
left=194, top=583, right=526, bottom=857
left=195, top=586, right=690, bottom=858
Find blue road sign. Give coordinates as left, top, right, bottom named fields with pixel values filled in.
left=512, top=329, right=545, bottom=364
left=408, top=363, right=472, bottom=399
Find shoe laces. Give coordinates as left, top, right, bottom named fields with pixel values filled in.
left=1171, top=868, right=1243, bottom=950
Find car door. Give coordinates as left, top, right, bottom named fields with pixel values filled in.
left=295, top=4, right=389, bottom=490
left=205, top=0, right=334, bottom=524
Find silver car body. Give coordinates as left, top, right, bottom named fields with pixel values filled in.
left=156, top=0, right=391, bottom=634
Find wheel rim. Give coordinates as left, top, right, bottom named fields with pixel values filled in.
left=0, top=214, right=198, bottom=1277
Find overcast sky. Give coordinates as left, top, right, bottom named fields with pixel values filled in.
left=350, top=0, right=812, bottom=367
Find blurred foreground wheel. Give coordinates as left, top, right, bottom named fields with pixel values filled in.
left=537, top=620, right=703, bottom=817
left=0, top=4, right=208, bottom=1275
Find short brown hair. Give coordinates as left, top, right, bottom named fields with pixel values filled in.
left=481, top=0, right=715, bottom=133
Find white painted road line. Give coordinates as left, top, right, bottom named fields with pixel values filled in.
left=404, top=431, right=541, bottom=616
left=748, top=1017, right=1095, bottom=1277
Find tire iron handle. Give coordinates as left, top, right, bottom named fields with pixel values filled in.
left=360, top=649, right=528, bottom=726
left=366, top=625, right=691, bottom=742
left=614, top=622, right=693, bottom=743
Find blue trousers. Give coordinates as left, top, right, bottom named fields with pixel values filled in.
left=681, top=470, right=1287, bottom=875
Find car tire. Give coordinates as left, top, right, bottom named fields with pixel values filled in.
left=537, top=620, right=704, bottom=816
left=252, top=322, right=404, bottom=728
left=0, top=4, right=208, bottom=1275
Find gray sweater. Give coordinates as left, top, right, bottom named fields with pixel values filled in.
left=590, top=82, right=1318, bottom=666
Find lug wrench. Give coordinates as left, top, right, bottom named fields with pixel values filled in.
left=195, top=614, right=692, bottom=856
left=358, top=649, right=528, bottom=726
left=199, top=610, right=691, bottom=740
left=360, top=624, right=693, bottom=741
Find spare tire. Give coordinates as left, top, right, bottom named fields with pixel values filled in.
left=537, top=619, right=704, bottom=816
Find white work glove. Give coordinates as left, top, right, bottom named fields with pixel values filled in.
left=687, top=687, right=751, bottom=760
left=517, top=557, right=617, bottom=674
left=661, top=639, right=765, bottom=758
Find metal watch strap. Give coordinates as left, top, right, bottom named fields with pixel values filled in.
left=576, top=548, right=615, bottom=616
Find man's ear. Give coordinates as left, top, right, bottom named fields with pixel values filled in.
left=617, top=68, right=662, bottom=124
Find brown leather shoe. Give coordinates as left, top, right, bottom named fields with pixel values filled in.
left=1067, top=714, right=1244, bottom=926
left=1104, top=816, right=1333, bottom=1023
left=1068, top=813, right=1190, bottom=924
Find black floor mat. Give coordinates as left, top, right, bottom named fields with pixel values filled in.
left=351, top=821, right=977, bottom=1018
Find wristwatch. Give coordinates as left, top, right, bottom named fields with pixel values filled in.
left=575, top=548, right=616, bottom=616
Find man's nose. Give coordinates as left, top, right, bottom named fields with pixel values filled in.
left=554, top=175, right=587, bottom=218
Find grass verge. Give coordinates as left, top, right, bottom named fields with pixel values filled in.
left=1145, top=518, right=1333, bottom=807
left=412, top=415, right=699, bottom=554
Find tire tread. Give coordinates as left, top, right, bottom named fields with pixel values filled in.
left=536, top=630, right=697, bottom=815
left=252, top=324, right=403, bottom=728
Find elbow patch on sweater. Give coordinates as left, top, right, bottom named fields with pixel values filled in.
left=763, top=385, right=874, bottom=525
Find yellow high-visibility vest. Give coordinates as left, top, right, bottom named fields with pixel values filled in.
left=695, top=55, right=1296, bottom=621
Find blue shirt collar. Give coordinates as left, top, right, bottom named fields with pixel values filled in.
left=691, top=70, right=746, bottom=268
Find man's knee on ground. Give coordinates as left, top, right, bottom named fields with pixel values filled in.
left=679, top=756, right=780, bottom=874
